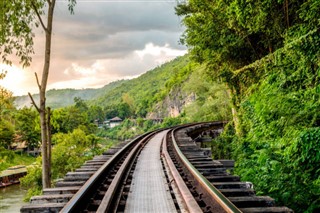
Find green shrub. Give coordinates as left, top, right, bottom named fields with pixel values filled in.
left=221, top=30, right=320, bottom=212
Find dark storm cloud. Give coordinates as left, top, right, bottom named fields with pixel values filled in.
left=53, top=1, right=184, bottom=60
left=58, top=30, right=183, bottom=60
left=55, top=1, right=182, bottom=33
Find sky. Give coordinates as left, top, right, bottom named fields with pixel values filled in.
left=1, top=0, right=187, bottom=96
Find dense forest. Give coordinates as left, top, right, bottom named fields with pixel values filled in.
left=175, top=0, right=320, bottom=212
left=1, top=0, right=319, bottom=212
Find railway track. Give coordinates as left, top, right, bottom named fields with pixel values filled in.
left=165, top=122, right=293, bottom=213
left=21, top=122, right=293, bottom=213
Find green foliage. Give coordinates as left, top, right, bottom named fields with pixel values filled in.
left=102, top=118, right=164, bottom=141
left=51, top=99, right=97, bottom=134
left=20, top=161, right=42, bottom=201
left=0, top=87, right=16, bottom=149
left=0, top=87, right=15, bottom=119
left=211, top=122, right=235, bottom=159
left=178, top=1, right=320, bottom=210
left=176, top=0, right=320, bottom=74
left=0, top=119, right=14, bottom=148
left=91, top=56, right=190, bottom=118
left=286, top=128, right=320, bottom=212
left=21, top=128, right=105, bottom=201
left=224, top=30, right=320, bottom=212
left=163, top=62, right=194, bottom=92
left=0, top=0, right=35, bottom=67
left=160, top=117, right=183, bottom=128
left=0, top=147, right=15, bottom=170
left=292, top=128, right=320, bottom=176
left=14, top=81, right=125, bottom=109
left=88, top=105, right=104, bottom=122
left=51, top=128, right=101, bottom=179
left=0, top=0, right=77, bottom=67
left=74, top=97, right=88, bottom=112
left=14, top=56, right=224, bottom=126
left=0, top=147, right=35, bottom=172
left=182, top=64, right=232, bottom=122
left=14, top=107, right=40, bottom=148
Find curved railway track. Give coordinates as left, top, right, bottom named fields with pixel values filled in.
left=21, top=122, right=293, bottom=213
left=166, top=122, right=293, bottom=213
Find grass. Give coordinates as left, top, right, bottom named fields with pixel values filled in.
left=0, top=151, right=36, bottom=172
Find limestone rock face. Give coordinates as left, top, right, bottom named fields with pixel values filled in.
left=147, top=87, right=195, bottom=119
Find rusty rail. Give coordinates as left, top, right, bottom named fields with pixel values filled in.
left=171, top=123, right=242, bottom=213
left=60, top=131, right=157, bottom=212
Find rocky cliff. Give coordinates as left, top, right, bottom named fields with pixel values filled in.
left=147, top=87, right=195, bottom=119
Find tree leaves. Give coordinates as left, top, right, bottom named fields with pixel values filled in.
left=0, top=0, right=36, bottom=67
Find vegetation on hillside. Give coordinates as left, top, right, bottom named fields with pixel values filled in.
left=91, top=56, right=191, bottom=118
left=182, top=64, right=231, bottom=122
left=176, top=0, right=320, bottom=212
left=14, top=80, right=126, bottom=109
left=231, top=31, right=320, bottom=211
left=92, top=55, right=231, bottom=141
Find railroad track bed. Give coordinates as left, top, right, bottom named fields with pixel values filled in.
left=21, top=123, right=294, bottom=213
left=20, top=141, right=128, bottom=213
left=168, top=123, right=293, bottom=213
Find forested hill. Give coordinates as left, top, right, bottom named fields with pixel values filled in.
left=89, top=55, right=193, bottom=118
left=14, top=55, right=230, bottom=122
left=14, top=80, right=126, bottom=109
left=14, top=56, right=192, bottom=112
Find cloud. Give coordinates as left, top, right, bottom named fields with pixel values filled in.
left=2, top=1, right=187, bottom=96
left=48, top=42, right=187, bottom=91
left=51, top=1, right=184, bottom=59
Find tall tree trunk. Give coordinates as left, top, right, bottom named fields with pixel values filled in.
left=39, top=100, right=49, bottom=188
left=47, top=107, right=52, bottom=183
left=40, top=0, right=55, bottom=189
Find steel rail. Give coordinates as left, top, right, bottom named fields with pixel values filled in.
left=162, top=130, right=203, bottom=213
left=60, top=131, right=156, bottom=213
left=171, top=124, right=242, bottom=213
left=96, top=131, right=156, bottom=212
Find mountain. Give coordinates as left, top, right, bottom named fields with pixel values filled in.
left=90, top=55, right=193, bottom=118
left=14, top=80, right=126, bottom=109
left=14, top=55, right=230, bottom=122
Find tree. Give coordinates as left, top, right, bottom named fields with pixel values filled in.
left=0, top=86, right=15, bottom=121
left=88, top=105, right=104, bottom=123
left=51, top=106, right=88, bottom=134
left=175, top=0, right=319, bottom=72
left=122, top=93, right=135, bottom=115
left=175, top=0, right=320, bottom=134
left=0, top=119, right=14, bottom=149
left=15, top=107, right=41, bottom=149
left=0, top=0, right=76, bottom=188
left=74, top=97, right=88, bottom=113
left=0, top=83, right=15, bottom=149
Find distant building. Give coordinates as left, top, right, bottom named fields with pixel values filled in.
left=109, top=117, right=123, bottom=128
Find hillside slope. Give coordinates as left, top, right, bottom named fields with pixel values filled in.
left=14, top=56, right=192, bottom=112
left=14, top=80, right=126, bottom=109
left=14, top=55, right=231, bottom=122
left=90, top=56, right=192, bottom=118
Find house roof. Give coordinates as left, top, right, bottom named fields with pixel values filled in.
left=109, top=116, right=122, bottom=122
